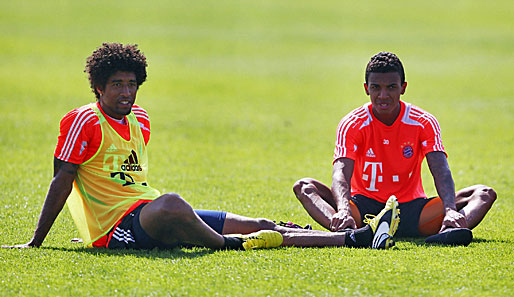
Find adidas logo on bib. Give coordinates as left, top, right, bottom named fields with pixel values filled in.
left=106, top=144, right=117, bottom=152
left=121, top=150, right=142, bottom=171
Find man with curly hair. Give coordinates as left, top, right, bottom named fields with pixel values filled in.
left=293, top=51, right=496, bottom=245
left=4, top=43, right=399, bottom=250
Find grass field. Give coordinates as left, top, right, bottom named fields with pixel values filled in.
left=1, top=0, right=513, bottom=296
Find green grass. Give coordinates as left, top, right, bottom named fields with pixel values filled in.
left=1, top=0, right=513, bottom=296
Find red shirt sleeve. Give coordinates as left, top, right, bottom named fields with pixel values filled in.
left=417, top=110, right=446, bottom=156
left=54, top=105, right=101, bottom=164
left=333, top=106, right=368, bottom=163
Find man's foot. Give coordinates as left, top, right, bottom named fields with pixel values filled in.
left=277, top=221, right=312, bottom=230
left=241, top=230, right=283, bottom=250
left=363, top=195, right=400, bottom=249
left=425, top=228, right=473, bottom=246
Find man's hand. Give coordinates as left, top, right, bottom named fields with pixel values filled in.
left=330, top=209, right=357, bottom=231
left=4, top=158, right=78, bottom=249
left=2, top=243, right=37, bottom=249
left=1, top=239, right=41, bottom=249
left=440, top=209, right=468, bottom=232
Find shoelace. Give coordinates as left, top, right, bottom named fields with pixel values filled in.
left=277, top=221, right=312, bottom=230
left=363, top=214, right=378, bottom=229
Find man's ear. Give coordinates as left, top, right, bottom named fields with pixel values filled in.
left=363, top=83, right=370, bottom=95
left=400, top=82, right=407, bottom=95
left=96, top=86, right=103, bottom=96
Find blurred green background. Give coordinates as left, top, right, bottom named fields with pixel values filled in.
left=1, top=1, right=512, bottom=296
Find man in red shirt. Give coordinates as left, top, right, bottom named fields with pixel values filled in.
left=3, top=43, right=400, bottom=251
left=293, top=52, right=496, bottom=245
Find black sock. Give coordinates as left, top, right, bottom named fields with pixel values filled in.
left=344, top=225, right=373, bottom=248
left=222, top=236, right=244, bottom=250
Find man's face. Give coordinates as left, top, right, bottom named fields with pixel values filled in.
left=97, top=71, right=138, bottom=120
left=364, top=72, right=407, bottom=124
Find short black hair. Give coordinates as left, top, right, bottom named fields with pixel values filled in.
left=365, top=52, right=405, bottom=84
left=85, top=42, right=147, bottom=100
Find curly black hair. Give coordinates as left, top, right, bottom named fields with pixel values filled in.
left=365, top=52, right=405, bottom=84
left=85, top=42, right=148, bottom=100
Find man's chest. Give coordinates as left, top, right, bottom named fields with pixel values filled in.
left=357, top=124, right=423, bottom=173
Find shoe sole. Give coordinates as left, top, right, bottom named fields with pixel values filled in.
left=372, top=221, right=396, bottom=249
left=371, top=199, right=399, bottom=249
left=425, top=228, right=473, bottom=246
left=389, top=200, right=400, bottom=237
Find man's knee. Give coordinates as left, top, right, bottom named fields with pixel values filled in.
left=253, top=218, right=276, bottom=230
left=292, top=178, right=307, bottom=196
left=478, top=185, right=497, bottom=204
left=153, top=193, right=195, bottom=223
left=293, top=178, right=317, bottom=198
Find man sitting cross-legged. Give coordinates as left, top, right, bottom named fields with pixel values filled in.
left=293, top=52, right=496, bottom=246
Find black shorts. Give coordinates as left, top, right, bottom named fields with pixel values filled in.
left=106, top=203, right=227, bottom=249
left=351, top=194, right=436, bottom=237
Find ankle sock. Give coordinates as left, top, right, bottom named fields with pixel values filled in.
left=222, top=236, right=244, bottom=250
left=345, top=225, right=373, bottom=248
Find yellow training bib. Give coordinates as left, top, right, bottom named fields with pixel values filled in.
left=66, top=104, right=160, bottom=245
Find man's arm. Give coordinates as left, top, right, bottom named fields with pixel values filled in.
left=2, top=157, right=78, bottom=248
left=425, top=151, right=467, bottom=231
left=330, top=158, right=357, bottom=230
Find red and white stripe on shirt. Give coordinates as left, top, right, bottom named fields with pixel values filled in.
left=407, top=105, right=444, bottom=152
left=334, top=105, right=370, bottom=160
left=54, top=103, right=151, bottom=164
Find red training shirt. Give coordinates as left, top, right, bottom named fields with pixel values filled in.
left=333, top=100, right=446, bottom=203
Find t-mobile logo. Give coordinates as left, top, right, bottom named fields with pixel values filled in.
left=362, top=162, right=383, bottom=192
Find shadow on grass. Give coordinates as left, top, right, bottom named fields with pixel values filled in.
left=395, top=236, right=512, bottom=247
left=42, top=245, right=216, bottom=259
left=467, top=237, right=513, bottom=244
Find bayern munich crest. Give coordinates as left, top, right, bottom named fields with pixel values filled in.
left=402, top=144, right=414, bottom=158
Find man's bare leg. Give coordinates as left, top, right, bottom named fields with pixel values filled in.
left=220, top=213, right=377, bottom=247
left=292, top=178, right=362, bottom=230
left=292, top=178, right=338, bottom=230
left=139, top=193, right=226, bottom=249
left=139, top=194, right=350, bottom=249
left=280, top=232, right=346, bottom=247
left=138, top=192, right=377, bottom=249
left=455, top=184, right=497, bottom=229
left=419, top=185, right=496, bottom=235
left=222, top=213, right=338, bottom=234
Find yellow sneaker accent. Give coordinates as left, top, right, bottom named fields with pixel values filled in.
left=363, top=195, right=400, bottom=249
left=242, top=230, right=283, bottom=250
